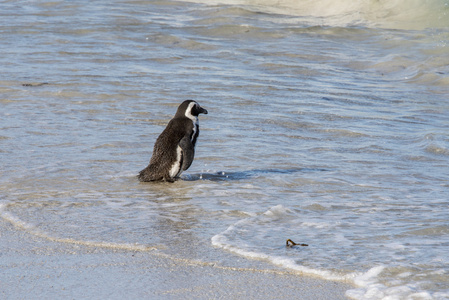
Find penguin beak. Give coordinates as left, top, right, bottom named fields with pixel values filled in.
left=199, top=107, right=208, bottom=115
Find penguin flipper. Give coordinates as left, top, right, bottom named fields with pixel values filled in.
left=179, top=136, right=195, bottom=171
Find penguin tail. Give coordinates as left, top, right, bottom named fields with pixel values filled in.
left=138, top=166, right=163, bottom=182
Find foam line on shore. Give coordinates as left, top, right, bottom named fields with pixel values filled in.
left=0, top=202, right=311, bottom=277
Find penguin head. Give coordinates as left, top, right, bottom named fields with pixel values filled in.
left=176, top=100, right=208, bottom=119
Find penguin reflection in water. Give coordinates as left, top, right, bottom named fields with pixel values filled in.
left=138, top=100, right=208, bottom=182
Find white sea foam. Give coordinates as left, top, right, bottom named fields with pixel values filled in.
left=1, top=1, right=448, bottom=299
left=212, top=205, right=449, bottom=300
left=211, top=205, right=358, bottom=282
left=0, top=202, right=157, bottom=252
left=181, top=0, right=449, bottom=29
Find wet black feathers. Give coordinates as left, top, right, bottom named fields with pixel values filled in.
left=138, top=100, right=207, bottom=182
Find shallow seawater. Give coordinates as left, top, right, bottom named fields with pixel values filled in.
left=1, top=0, right=448, bottom=299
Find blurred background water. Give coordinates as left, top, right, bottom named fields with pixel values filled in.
left=1, top=1, right=448, bottom=299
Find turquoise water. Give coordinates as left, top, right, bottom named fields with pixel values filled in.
left=1, top=1, right=448, bottom=299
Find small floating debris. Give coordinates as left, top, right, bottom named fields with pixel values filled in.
left=22, top=82, right=49, bottom=87
left=286, top=239, right=308, bottom=247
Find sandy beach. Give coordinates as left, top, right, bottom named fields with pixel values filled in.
left=1, top=218, right=351, bottom=299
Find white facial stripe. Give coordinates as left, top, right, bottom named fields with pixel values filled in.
left=169, top=145, right=183, bottom=178
left=185, top=102, right=198, bottom=121
left=185, top=101, right=199, bottom=142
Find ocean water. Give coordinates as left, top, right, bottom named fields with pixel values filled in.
left=1, top=0, right=448, bottom=299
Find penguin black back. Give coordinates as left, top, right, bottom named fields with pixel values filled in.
left=138, top=100, right=208, bottom=182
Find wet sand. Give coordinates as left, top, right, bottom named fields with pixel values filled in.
left=1, top=218, right=351, bottom=299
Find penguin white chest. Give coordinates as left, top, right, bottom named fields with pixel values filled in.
left=169, top=145, right=183, bottom=178
left=191, top=119, right=198, bottom=142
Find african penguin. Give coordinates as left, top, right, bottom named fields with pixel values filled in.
left=138, top=100, right=208, bottom=182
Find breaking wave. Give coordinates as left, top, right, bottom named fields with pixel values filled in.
left=186, top=0, right=449, bottom=29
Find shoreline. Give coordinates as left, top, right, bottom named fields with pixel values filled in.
left=1, top=218, right=352, bottom=299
